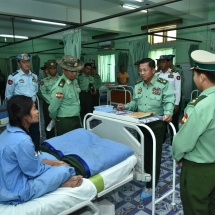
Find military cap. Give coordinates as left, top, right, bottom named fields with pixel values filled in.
left=57, top=55, right=83, bottom=71
left=40, top=62, right=47, bottom=70
left=46, top=59, right=58, bottom=68
left=156, top=55, right=170, bottom=61
left=167, top=54, right=175, bottom=60
left=191, top=50, right=215, bottom=72
left=17, top=53, right=31, bottom=61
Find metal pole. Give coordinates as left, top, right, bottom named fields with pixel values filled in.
left=11, top=18, right=15, bottom=43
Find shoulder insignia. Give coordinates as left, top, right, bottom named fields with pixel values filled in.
left=58, top=79, right=65, bottom=88
left=11, top=71, right=18, bottom=76
left=135, top=79, right=142, bottom=85
left=188, top=95, right=207, bottom=106
left=157, top=77, right=168, bottom=85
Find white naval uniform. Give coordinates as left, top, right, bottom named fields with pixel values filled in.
left=156, top=68, right=181, bottom=105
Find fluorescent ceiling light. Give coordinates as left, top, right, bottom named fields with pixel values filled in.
left=0, top=34, right=28, bottom=39
left=122, top=4, right=147, bottom=13
left=31, top=19, right=66, bottom=26
left=135, top=0, right=143, bottom=2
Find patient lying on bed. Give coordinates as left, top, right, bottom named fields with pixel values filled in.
left=0, top=95, right=83, bottom=205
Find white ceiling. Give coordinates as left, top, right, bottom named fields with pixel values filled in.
left=0, top=0, right=214, bottom=48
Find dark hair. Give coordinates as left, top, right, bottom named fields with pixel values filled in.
left=7, top=95, right=40, bottom=152
left=138, top=58, right=156, bottom=69
left=84, top=63, right=92, bottom=68
left=194, top=69, right=215, bottom=84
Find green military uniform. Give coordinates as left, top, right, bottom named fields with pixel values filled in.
left=125, top=75, right=175, bottom=189
left=172, top=50, right=215, bottom=215
left=49, top=73, right=81, bottom=135
left=77, top=73, right=96, bottom=122
left=39, top=74, right=60, bottom=138
left=173, top=88, right=215, bottom=215
left=91, top=73, right=102, bottom=106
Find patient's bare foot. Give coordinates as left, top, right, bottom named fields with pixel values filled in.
left=60, top=175, right=83, bottom=188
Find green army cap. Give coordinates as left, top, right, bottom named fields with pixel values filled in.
left=46, top=59, right=58, bottom=69
left=191, top=50, right=215, bottom=72
left=57, top=55, right=83, bottom=71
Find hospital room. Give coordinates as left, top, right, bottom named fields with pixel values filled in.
left=0, top=0, right=215, bottom=214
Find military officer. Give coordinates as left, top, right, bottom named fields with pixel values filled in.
left=91, top=65, right=102, bottom=106
left=39, top=59, right=59, bottom=139
left=77, top=63, right=96, bottom=122
left=5, top=53, right=40, bottom=150
left=49, top=55, right=83, bottom=136
left=172, top=50, right=215, bottom=215
left=117, top=58, right=175, bottom=199
left=156, top=55, right=181, bottom=145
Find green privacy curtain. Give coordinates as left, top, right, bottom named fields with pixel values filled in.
left=188, top=44, right=199, bottom=91
left=11, top=58, right=18, bottom=72
left=128, top=37, right=150, bottom=85
left=63, top=29, right=82, bottom=58
left=32, top=55, right=40, bottom=76
left=118, top=52, right=129, bottom=69
left=98, top=54, right=115, bottom=82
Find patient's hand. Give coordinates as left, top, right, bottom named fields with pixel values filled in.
left=60, top=175, right=83, bottom=188
left=42, top=159, right=69, bottom=166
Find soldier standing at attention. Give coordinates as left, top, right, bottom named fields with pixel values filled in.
left=77, top=63, right=96, bottom=122
left=49, top=56, right=83, bottom=136
left=156, top=55, right=181, bottom=146
left=172, top=50, right=215, bottom=215
left=117, top=58, right=175, bottom=199
left=39, top=60, right=59, bottom=139
left=91, top=65, right=102, bottom=107
left=5, top=53, right=40, bottom=149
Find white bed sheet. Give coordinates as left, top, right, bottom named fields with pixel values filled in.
left=0, top=155, right=137, bottom=215
left=99, top=155, right=137, bottom=190
left=0, top=179, right=96, bottom=215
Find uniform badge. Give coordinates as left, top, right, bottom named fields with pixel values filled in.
left=74, top=62, right=78, bottom=67
left=19, top=79, right=24, bottom=83
left=168, top=75, right=174, bottom=78
left=23, top=54, right=28, bottom=60
left=59, top=82, right=64, bottom=87
left=180, top=113, right=188, bottom=124
left=56, top=92, right=63, bottom=99
left=137, top=87, right=142, bottom=94
left=32, top=76, right=37, bottom=83
left=176, top=76, right=180, bottom=80
left=152, top=87, right=161, bottom=95
left=40, top=81, right=44, bottom=86
left=8, top=79, right=13, bottom=85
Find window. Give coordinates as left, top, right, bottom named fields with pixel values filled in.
left=98, top=54, right=115, bottom=82
left=149, top=25, right=176, bottom=44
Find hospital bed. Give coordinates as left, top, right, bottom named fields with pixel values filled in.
left=0, top=112, right=176, bottom=215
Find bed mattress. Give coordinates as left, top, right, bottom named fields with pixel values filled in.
left=0, top=155, right=137, bottom=215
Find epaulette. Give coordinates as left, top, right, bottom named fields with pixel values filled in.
left=135, top=79, right=142, bottom=85
left=171, top=69, right=179, bottom=73
left=157, top=77, right=168, bottom=84
left=11, top=71, right=18, bottom=76
left=188, top=95, right=207, bottom=106
left=58, top=79, right=66, bottom=88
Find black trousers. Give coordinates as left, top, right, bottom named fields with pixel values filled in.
left=139, top=120, right=167, bottom=188
left=43, top=100, right=55, bottom=139
left=80, top=91, right=94, bottom=123
left=92, top=90, right=100, bottom=107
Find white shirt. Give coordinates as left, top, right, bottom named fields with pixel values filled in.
left=156, top=68, right=181, bottom=105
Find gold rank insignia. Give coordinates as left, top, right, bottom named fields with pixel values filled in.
left=180, top=113, right=188, bottom=125
left=56, top=92, right=63, bottom=99
left=138, top=87, right=142, bottom=94
left=74, top=62, right=78, bottom=67
left=51, top=62, right=54, bottom=66
left=190, top=99, right=197, bottom=104
left=59, top=82, right=64, bottom=87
